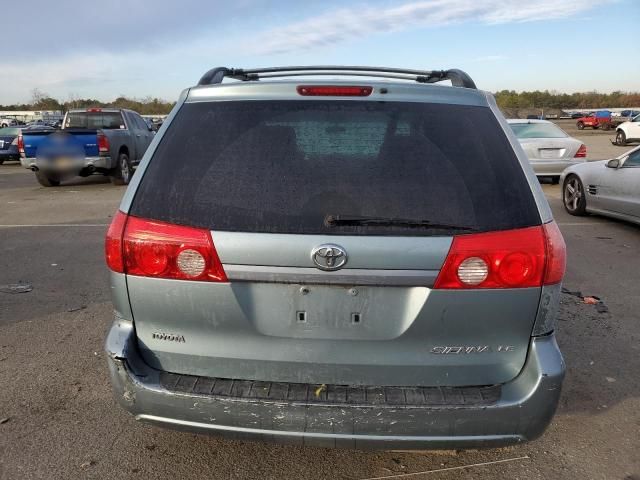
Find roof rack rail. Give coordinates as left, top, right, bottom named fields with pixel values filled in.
left=197, top=66, right=477, bottom=89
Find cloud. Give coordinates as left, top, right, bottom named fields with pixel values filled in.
left=249, top=0, right=606, bottom=55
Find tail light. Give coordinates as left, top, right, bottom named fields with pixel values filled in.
left=434, top=222, right=565, bottom=289
left=105, top=211, right=227, bottom=282
left=297, top=86, right=373, bottom=96
left=17, top=135, right=24, bottom=155
left=97, top=132, right=110, bottom=156
left=574, top=144, right=587, bottom=158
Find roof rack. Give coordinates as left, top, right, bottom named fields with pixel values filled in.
left=197, top=66, right=477, bottom=89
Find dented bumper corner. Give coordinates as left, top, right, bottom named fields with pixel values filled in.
left=105, top=319, right=565, bottom=450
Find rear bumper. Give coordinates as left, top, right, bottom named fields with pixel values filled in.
left=105, top=319, right=565, bottom=450
left=20, top=155, right=114, bottom=171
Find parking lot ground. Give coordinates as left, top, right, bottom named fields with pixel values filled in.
left=0, top=132, right=638, bottom=480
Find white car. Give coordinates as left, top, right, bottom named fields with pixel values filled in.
left=615, top=114, right=640, bottom=146
left=508, top=119, right=586, bottom=183
left=560, top=145, right=640, bottom=225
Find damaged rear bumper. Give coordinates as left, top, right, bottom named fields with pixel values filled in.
left=105, top=319, right=565, bottom=450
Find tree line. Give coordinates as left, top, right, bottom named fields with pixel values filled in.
left=494, top=90, right=640, bottom=110
left=0, top=89, right=175, bottom=116
left=2, top=88, right=639, bottom=115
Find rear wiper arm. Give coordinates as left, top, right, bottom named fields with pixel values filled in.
left=324, top=214, right=476, bottom=231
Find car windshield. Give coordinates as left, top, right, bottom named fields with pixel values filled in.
left=510, top=122, right=568, bottom=139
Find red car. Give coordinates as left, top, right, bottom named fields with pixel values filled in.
left=576, top=111, right=612, bottom=130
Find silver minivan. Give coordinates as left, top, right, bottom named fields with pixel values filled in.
left=105, top=66, right=566, bottom=450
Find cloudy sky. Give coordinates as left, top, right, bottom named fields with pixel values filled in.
left=2, top=0, right=638, bottom=103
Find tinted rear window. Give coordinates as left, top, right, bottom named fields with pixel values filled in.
left=65, top=112, right=125, bottom=130
left=131, top=101, right=540, bottom=236
left=510, top=122, right=567, bottom=139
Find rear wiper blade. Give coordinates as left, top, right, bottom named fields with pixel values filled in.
left=324, top=214, right=476, bottom=231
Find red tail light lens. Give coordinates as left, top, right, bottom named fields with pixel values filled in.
left=105, top=211, right=227, bottom=282
left=434, top=223, right=565, bottom=289
left=574, top=144, right=587, bottom=158
left=97, top=132, right=110, bottom=155
left=542, top=221, right=566, bottom=285
left=297, top=85, right=373, bottom=96
left=17, top=134, right=24, bottom=154
left=105, top=211, right=127, bottom=273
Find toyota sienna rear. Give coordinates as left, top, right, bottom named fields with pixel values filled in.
left=104, top=66, right=566, bottom=449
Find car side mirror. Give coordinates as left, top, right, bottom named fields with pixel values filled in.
left=607, top=158, right=620, bottom=169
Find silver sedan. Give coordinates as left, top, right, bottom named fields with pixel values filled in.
left=508, top=119, right=586, bottom=183
left=560, top=145, right=640, bottom=225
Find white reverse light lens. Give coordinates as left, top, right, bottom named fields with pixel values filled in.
left=457, top=257, right=489, bottom=286
left=176, top=249, right=206, bottom=278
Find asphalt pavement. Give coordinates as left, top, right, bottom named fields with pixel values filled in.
left=0, top=131, right=638, bottom=479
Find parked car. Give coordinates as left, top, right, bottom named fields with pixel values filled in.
left=0, top=127, right=21, bottom=164
left=618, top=110, right=640, bottom=119
left=561, top=145, right=640, bottom=225
left=576, top=111, right=613, bottom=130
left=19, top=108, right=154, bottom=186
left=570, top=112, right=584, bottom=119
left=0, top=117, right=18, bottom=127
left=105, top=65, right=566, bottom=450
left=508, top=119, right=587, bottom=183
left=614, top=114, right=640, bottom=146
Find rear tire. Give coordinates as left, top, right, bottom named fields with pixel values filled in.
left=616, top=130, right=627, bottom=146
left=110, top=152, right=132, bottom=185
left=35, top=171, right=60, bottom=187
left=601, top=122, right=611, bottom=131
left=0, top=159, right=4, bottom=165
left=563, top=175, right=587, bottom=216
left=576, top=122, right=584, bottom=130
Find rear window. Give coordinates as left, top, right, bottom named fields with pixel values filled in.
left=510, top=122, right=568, bottom=139
left=130, top=101, right=540, bottom=236
left=0, top=127, right=19, bottom=136
left=64, top=112, right=125, bottom=130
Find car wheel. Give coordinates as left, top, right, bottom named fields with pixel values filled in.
left=576, top=122, right=584, bottom=130
left=563, top=175, right=587, bottom=216
left=0, top=159, right=4, bottom=165
left=601, top=122, right=611, bottom=131
left=111, top=152, right=132, bottom=185
left=616, top=130, right=627, bottom=146
left=35, top=171, right=61, bottom=187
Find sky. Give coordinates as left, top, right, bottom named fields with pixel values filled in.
left=1, top=0, right=638, bottom=104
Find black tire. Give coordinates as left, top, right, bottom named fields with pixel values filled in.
left=576, top=121, right=584, bottom=130
left=110, top=152, right=132, bottom=185
left=601, top=122, right=611, bottom=131
left=563, top=175, right=587, bottom=216
left=0, top=159, right=4, bottom=165
left=35, top=171, right=60, bottom=187
left=616, top=130, right=627, bottom=146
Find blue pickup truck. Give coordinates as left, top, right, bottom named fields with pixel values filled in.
left=19, top=108, right=154, bottom=186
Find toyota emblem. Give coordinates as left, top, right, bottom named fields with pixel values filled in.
left=311, top=244, right=348, bottom=271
